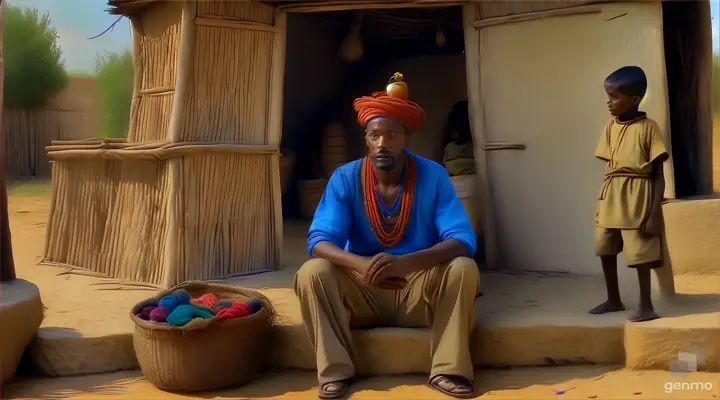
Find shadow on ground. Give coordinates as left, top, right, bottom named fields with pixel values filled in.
left=4, top=365, right=623, bottom=399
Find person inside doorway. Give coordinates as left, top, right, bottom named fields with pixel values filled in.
left=590, top=66, right=669, bottom=322
left=443, top=100, right=475, bottom=176
left=294, top=74, right=480, bottom=399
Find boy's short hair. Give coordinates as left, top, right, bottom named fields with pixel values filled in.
left=605, top=66, right=647, bottom=98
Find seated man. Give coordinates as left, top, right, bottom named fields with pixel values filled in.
left=294, top=74, right=480, bottom=399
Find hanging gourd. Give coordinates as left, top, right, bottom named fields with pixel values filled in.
left=339, top=12, right=363, bottom=62
left=435, top=25, right=446, bottom=48
left=386, top=72, right=409, bottom=100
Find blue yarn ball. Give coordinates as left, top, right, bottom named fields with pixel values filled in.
left=172, top=289, right=191, bottom=305
left=246, top=299, right=264, bottom=314
left=159, top=295, right=179, bottom=312
left=167, top=304, right=214, bottom=327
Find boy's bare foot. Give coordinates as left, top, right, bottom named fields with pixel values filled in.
left=588, top=300, right=625, bottom=314
left=628, top=309, right=660, bottom=322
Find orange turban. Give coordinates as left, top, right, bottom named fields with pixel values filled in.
left=353, top=75, right=426, bottom=133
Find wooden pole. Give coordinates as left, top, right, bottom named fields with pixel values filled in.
left=0, top=0, right=15, bottom=282
left=127, top=16, right=143, bottom=142
left=161, top=0, right=196, bottom=288
left=268, top=9, right=287, bottom=269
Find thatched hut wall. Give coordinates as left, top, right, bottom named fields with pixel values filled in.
left=128, top=1, right=180, bottom=142
left=43, top=150, right=170, bottom=284
left=170, top=0, right=283, bottom=283
left=43, top=0, right=284, bottom=288
left=180, top=2, right=276, bottom=143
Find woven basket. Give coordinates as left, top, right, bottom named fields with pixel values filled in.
left=130, top=281, right=275, bottom=392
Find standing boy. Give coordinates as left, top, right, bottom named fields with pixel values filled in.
left=589, top=66, right=669, bottom=322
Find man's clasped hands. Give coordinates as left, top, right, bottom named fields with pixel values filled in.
left=356, top=253, right=415, bottom=290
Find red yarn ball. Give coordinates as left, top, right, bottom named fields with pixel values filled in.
left=191, top=293, right=220, bottom=310
left=216, top=302, right=252, bottom=320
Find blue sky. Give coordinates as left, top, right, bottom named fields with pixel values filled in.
left=6, top=0, right=720, bottom=74
left=8, top=0, right=131, bottom=73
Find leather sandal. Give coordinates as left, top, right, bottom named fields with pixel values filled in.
left=427, top=374, right=476, bottom=399
left=318, top=377, right=354, bottom=399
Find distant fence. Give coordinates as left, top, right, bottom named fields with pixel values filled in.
left=3, top=76, right=100, bottom=177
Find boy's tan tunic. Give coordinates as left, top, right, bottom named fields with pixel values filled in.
left=594, top=116, right=668, bottom=266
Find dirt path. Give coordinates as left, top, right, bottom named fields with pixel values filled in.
left=5, top=366, right=719, bottom=399
left=7, top=182, right=51, bottom=283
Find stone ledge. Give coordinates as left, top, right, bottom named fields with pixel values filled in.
left=625, top=313, right=720, bottom=371
left=663, top=196, right=720, bottom=275
left=28, top=271, right=720, bottom=377
left=0, top=279, right=44, bottom=384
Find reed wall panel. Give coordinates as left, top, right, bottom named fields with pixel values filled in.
left=181, top=26, right=273, bottom=143
left=43, top=158, right=170, bottom=285
left=180, top=153, right=279, bottom=282
left=139, top=1, right=181, bottom=91
left=197, top=0, right=274, bottom=24
left=132, top=92, right=174, bottom=142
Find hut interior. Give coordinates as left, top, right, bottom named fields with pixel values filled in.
left=279, top=6, right=467, bottom=220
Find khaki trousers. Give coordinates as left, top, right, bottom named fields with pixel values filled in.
left=293, top=256, right=480, bottom=385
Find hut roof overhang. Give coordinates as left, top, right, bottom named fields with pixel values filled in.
left=106, top=0, right=467, bottom=16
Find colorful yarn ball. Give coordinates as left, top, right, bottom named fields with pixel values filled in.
left=159, top=296, right=180, bottom=312
left=137, top=306, right=157, bottom=320
left=149, top=307, right=170, bottom=322
left=190, top=293, right=220, bottom=310
left=216, top=302, right=252, bottom=320
left=172, top=289, right=191, bottom=305
left=167, top=304, right=214, bottom=327
left=145, top=299, right=160, bottom=307
left=213, top=300, right=233, bottom=312
left=246, top=298, right=264, bottom=313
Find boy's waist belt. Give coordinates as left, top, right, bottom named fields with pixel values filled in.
left=599, top=169, right=652, bottom=200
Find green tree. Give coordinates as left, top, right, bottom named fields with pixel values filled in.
left=94, top=50, right=133, bottom=138
left=4, top=6, right=67, bottom=108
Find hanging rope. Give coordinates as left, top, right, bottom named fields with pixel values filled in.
left=87, top=15, right=125, bottom=40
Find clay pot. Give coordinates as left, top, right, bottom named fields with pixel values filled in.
left=386, top=72, right=408, bottom=100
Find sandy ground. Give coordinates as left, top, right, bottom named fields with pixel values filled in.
left=7, top=181, right=718, bottom=340
left=4, top=180, right=720, bottom=398
left=4, top=366, right=720, bottom=399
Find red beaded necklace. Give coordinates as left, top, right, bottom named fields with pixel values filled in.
left=362, top=155, right=416, bottom=248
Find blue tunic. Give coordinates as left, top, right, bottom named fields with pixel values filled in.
left=307, top=152, right=477, bottom=258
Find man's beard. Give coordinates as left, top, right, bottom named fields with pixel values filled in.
left=372, top=151, right=396, bottom=171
